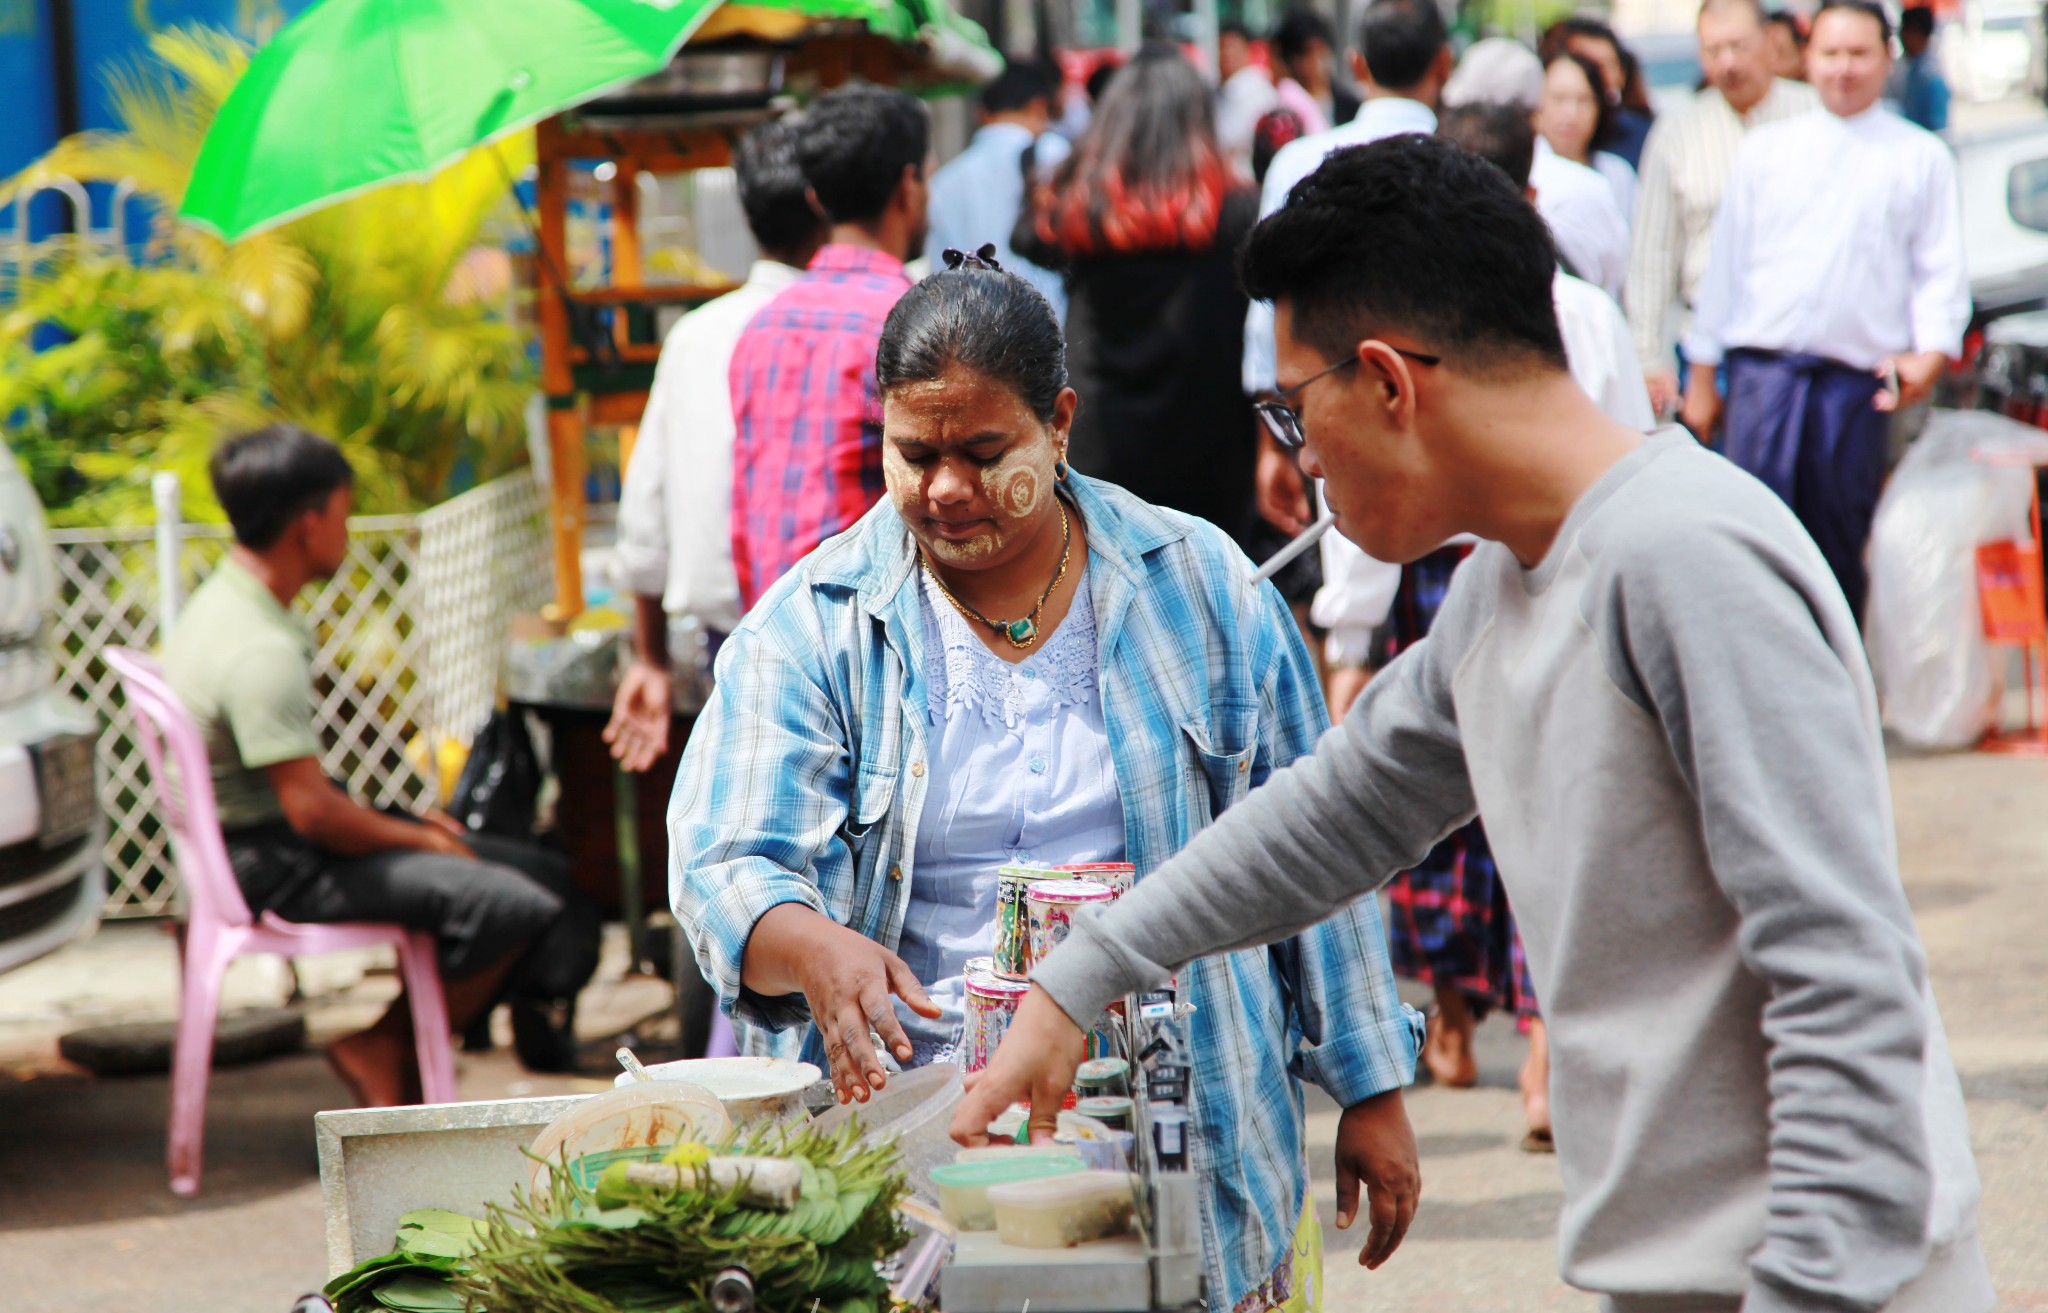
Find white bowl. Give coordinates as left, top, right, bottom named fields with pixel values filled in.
left=614, top=1055, right=821, bottom=1124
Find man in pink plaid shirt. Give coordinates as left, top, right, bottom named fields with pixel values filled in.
left=729, top=85, right=931, bottom=609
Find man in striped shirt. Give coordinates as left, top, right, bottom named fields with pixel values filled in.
left=1626, top=0, right=1817, bottom=416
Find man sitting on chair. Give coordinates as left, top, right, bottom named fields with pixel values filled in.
left=163, top=424, right=590, bottom=1107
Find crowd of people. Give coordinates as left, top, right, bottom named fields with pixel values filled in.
left=157, top=1, right=1991, bottom=1309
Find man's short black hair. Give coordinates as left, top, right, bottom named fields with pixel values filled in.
left=1815, top=0, right=1892, bottom=43
left=1273, top=7, right=1336, bottom=64
left=1898, top=4, right=1934, bottom=39
left=981, top=61, right=1053, bottom=115
left=1220, top=19, right=1252, bottom=40
left=795, top=83, right=930, bottom=226
left=210, top=423, right=354, bottom=550
left=1436, top=102, right=1535, bottom=191
left=734, top=118, right=824, bottom=261
left=1765, top=8, right=1807, bottom=41
left=1242, top=135, right=1566, bottom=376
left=1357, top=0, right=1449, bottom=92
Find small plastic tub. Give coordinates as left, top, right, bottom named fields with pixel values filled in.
left=930, top=1155, right=1086, bottom=1231
left=988, top=1170, right=1140, bottom=1248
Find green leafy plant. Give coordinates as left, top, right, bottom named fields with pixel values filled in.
left=456, top=1120, right=913, bottom=1313
left=0, top=25, right=535, bottom=526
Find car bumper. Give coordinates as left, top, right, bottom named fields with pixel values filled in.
left=0, top=689, right=105, bottom=976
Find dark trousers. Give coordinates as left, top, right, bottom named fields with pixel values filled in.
left=1723, top=348, right=1889, bottom=620
left=225, top=824, right=598, bottom=1002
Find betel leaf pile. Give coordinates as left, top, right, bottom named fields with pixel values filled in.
left=451, top=1119, right=913, bottom=1313
left=324, top=1209, right=488, bottom=1312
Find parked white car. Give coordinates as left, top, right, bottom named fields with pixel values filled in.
left=1941, top=1, right=2043, bottom=104
left=1959, top=118, right=2048, bottom=325
left=0, top=436, right=103, bottom=974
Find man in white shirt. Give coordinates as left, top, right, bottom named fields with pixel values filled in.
left=1682, top=0, right=1967, bottom=621
left=1216, top=21, right=1279, bottom=175
left=606, top=119, right=828, bottom=772
left=1441, top=38, right=1631, bottom=298
left=1628, top=0, right=1819, bottom=415
left=924, top=63, right=1071, bottom=321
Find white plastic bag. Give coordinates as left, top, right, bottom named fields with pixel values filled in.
left=1865, top=410, right=2048, bottom=749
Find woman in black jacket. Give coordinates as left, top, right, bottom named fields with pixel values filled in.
left=1015, top=44, right=1263, bottom=548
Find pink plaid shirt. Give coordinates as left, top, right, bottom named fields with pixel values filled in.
left=728, top=244, right=912, bottom=610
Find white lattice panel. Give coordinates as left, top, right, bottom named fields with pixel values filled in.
left=417, top=471, right=554, bottom=746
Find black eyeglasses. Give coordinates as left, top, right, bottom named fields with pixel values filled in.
left=1253, top=343, right=1442, bottom=450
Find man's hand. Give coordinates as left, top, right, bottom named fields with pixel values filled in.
left=1678, top=363, right=1722, bottom=443
left=604, top=657, right=673, bottom=773
left=1874, top=350, right=1946, bottom=413
left=745, top=904, right=939, bottom=1104
left=949, top=987, right=1090, bottom=1146
left=412, top=822, right=473, bottom=859
left=1333, top=1088, right=1420, bottom=1270
left=421, top=807, right=466, bottom=838
left=1256, top=430, right=1313, bottom=536
left=1645, top=369, right=1681, bottom=419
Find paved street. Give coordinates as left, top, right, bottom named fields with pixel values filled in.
left=1, top=751, right=2043, bottom=1311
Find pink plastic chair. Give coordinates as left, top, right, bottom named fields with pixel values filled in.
left=104, top=647, right=458, bottom=1197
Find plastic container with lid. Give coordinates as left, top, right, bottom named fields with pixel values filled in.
left=810, top=1062, right=963, bottom=1201
left=930, top=1154, right=1086, bottom=1231
left=988, top=1170, right=1140, bottom=1248
left=527, top=1080, right=731, bottom=1190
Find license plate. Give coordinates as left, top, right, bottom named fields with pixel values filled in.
left=29, top=734, right=95, bottom=849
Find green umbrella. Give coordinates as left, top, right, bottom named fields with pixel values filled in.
left=181, top=0, right=725, bottom=242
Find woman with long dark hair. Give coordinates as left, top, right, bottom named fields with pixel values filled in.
left=1016, top=44, right=1265, bottom=547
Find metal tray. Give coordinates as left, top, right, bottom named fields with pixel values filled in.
left=315, top=1095, right=587, bottom=1277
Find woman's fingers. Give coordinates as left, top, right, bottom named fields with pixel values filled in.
left=828, top=1000, right=887, bottom=1102
left=885, top=953, right=944, bottom=1019
left=861, top=980, right=915, bottom=1065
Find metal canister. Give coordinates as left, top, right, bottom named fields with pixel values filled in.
left=963, top=971, right=1032, bottom=1072
left=1053, top=861, right=1135, bottom=899
left=1074, top=1095, right=1133, bottom=1132
left=993, top=865, right=1047, bottom=980
left=963, top=955, right=994, bottom=979
left=1024, top=878, right=1116, bottom=973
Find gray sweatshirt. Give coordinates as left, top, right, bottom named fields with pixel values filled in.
left=1035, top=431, right=1988, bottom=1313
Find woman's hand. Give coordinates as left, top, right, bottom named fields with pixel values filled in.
left=1333, top=1087, right=1420, bottom=1270
left=743, top=903, right=941, bottom=1103
left=948, top=987, right=1089, bottom=1146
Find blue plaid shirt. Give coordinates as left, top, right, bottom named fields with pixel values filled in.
left=669, top=473, right=1423, bottom=1305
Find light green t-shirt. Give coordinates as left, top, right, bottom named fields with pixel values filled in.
left=161, top=557, right=322, bottom=831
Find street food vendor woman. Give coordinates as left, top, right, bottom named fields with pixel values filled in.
left=669, top=250, right=1426, bottom=1311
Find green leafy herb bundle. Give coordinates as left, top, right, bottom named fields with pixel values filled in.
left=454, top=1119, right=912, bottom=1313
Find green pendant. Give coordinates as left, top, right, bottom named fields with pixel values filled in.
left=1004, top=618, right=1038, bottom=646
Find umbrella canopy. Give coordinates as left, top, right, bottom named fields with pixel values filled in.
left=181, top=0, right=722, bottom=242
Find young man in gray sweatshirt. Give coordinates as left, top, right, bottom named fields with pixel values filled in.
left=950, top=135, right=1991, bottom=1313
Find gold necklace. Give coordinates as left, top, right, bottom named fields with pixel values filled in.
left=921, top=501, right=1071, bottom=649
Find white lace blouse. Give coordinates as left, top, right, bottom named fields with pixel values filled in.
left=893, top=563, right=1129, bottom=1062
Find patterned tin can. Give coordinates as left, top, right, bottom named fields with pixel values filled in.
left=963, top=955, right=994, bottom=979
left=993, top=865, right=1046, bottom=980
left=1025, top=878, right=1116, bottom=974
left=1053, top=862, right=1135, bottom=899
left=963, top=970, right=1032, bottom=1072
